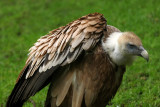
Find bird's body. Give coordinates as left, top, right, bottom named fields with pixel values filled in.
left=7, top=13, right=148, bottom=107
left=45, top=34, right=125, bottom=107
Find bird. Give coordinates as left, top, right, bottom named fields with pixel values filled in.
left=6, top=13, right=149, bottom=107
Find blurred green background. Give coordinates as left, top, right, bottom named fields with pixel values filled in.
left=0, top=0, right=160, bottom=106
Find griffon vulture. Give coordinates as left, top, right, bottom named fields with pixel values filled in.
left=7, top=13, right=149, bottom=107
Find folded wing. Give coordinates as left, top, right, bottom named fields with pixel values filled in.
left=7, top=13, right=107, bottom=107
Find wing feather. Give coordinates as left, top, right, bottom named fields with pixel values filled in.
left=7, top=13, right=107, bottom=106
left=82, top=39, right=94, bottom=50
left=24, top=13, right=106, bottom=79
left=71, top=32, right=85, bottom=48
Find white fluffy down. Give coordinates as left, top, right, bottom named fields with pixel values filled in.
left=102, top=32, right=136, bottom=66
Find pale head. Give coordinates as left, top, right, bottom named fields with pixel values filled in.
left=102, top=31, right=149, bottom=66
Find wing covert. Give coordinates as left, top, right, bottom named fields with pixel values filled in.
left=24, top=13, right=107, bottom=79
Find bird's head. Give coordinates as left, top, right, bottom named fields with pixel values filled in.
left=102, top=31, right=149, bottom=66
left=118, top=32, right=149, bottom=61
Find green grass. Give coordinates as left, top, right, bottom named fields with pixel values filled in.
left=0, top=0, right=160, bottom=106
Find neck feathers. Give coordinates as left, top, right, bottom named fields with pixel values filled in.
left=102, top=32, right=122, bottom=55
left=102, top=32, right=136, bottom=66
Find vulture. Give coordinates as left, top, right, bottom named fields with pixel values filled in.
left=7, top=13, right=149, bottom=107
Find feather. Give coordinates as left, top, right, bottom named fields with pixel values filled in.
left=88, top=20, right=99, bottom=25
left=48, top=37, right=57, bottom=48
left=84, top=88, right=97, bottom=107
left=71, top=32, right=85, bottom=48
left=82, top=39, right=94, bottom=50
left=52, top=48, right=70, bottom=67
left=72, top=82, right=84, bottom=107
left=58, top=34, right=69, bottom=52
left=39, top=65, right=43, bottom=73
left=50, top=47, right=57, bottom=53
left=81, top=20, right=88, bottom=24
left=72, top=28, right=82, bottom=38
left=84, top=27, right=97, bottom=33
left=7, top=13, right=108, bottom=107
left=48, top=52, right=55, bottom=61
left=84, top=33, right=91, bottom=39
left=29, top=46, right=36, bottom=52
left=67, top=46, right=81, bottom=63
left=36, top=56, right=43, bottom=66
left=40, top=46, right=48, bottom=55
left=55, top=71, right=74, bottom=106
left=34, top=42, right=41, bottom=47
left=37, top=43, right=47, bottom=51
left=66, top=27, right=77, bottom=42
left=26, top=51, right=36, bottom=64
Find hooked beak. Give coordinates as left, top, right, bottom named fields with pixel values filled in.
left=139, top=46, right=149, bottom=62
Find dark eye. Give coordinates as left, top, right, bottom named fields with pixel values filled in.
left=127, top=43, right=136, bottom=49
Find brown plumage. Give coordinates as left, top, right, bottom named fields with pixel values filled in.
left=7, top=13, right=149, bottom=107
left=45, top=45, right=125, bottom=107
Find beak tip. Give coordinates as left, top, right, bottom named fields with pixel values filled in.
left=140, top=49, right=149, bottom=62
